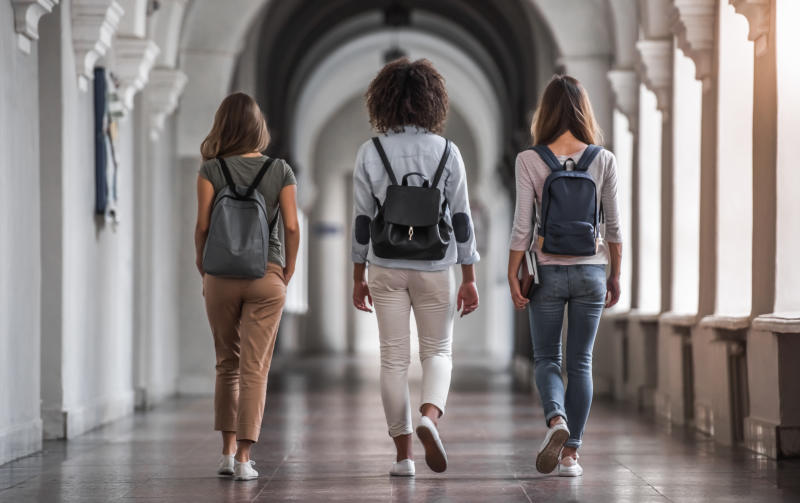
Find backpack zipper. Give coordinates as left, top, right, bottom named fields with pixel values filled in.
left=408, top=226, right=414, bottom=240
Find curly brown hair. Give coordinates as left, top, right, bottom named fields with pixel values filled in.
left=365, top=58, right=449, bottom=134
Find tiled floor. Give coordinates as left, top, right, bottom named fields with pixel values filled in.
left=1, top=357, right=799, bottom=502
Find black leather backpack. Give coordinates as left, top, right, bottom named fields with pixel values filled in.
left=369, top=137, right=452, bottom=260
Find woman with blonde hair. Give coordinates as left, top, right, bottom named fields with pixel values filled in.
left=195, top=92, right=299, bottom=481
left=508, top=75, right=622, bottom=477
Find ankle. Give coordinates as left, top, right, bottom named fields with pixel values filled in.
left=548, top=416, right=566, bottom=428
left=561, top=447, right=578, bottom=459
left=420, top=403, right=441, bottom=425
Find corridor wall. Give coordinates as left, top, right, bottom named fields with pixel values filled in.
left=0, top=1, right=43, bottom=466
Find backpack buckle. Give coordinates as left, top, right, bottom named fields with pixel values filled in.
left=408, top=226, right=414, bottom=240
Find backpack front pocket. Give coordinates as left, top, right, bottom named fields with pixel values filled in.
left=542, top=221, right=597, bottom=256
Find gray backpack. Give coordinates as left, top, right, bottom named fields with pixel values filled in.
left=202, top=157, right=278, bottom=278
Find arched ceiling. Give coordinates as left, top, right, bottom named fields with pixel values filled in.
left=253, top=0, right=551, bottom=186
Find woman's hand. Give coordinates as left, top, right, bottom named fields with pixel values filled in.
left=508, top=275, right=529, bottom=310
left=457, top=281, right=479, bottom=317
left=195, top=256, right=204, bottom=276
left=605, top=275, right=620, bottom=308
left=353, top=280, right=373, bottom=313
left=282, top=265, right=294, bottom=285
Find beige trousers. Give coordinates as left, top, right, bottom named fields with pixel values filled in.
left=203, top=263, right=286, bottom=442
left=368, top=265, right=456, bottom=438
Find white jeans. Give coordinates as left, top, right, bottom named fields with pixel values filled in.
left=368, top=265, right=456, bottom=438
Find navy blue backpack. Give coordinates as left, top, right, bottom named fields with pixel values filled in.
left=529, top=144, right=603, bottom=256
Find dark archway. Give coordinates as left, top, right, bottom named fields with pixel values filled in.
left=254, top=0, right=554, bottom=187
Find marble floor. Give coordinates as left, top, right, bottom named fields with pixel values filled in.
left=1, top=357, right=798, bottom=502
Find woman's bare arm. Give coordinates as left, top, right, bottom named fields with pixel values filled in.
left=279, top=185, right=300, bottom=284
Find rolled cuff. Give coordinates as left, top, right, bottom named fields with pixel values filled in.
left=457, top=250, right=481, bottom=265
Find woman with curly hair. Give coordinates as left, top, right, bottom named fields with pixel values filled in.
left=351, top=58, right=480, bottom=477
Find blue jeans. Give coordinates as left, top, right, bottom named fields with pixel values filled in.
left=528, top=264, right=607, bottom=449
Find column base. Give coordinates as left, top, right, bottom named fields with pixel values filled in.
left=744, top=416, right=800, bottom=459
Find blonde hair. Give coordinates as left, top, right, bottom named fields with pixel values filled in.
left=200, top=92, right=270, bottom=160
left=531, top=75, right=603, bottom=146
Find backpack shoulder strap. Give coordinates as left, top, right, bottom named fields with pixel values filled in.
left=575, top=145, right=603, bottom=172
left=371, top=137, right=398, bottom=185
left=529, top=145, right=563, bottom=172
left=244, top=158, right=276, bottom=198
left=217, top=157, right=239, bottom=195
left=431, top=139, right=451, bottom=189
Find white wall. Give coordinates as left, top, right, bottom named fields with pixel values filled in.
left=0, top=1, right=43, bottom=465
left=38, top=2, right=137, bottom=438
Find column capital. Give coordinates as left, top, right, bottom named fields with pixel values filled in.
left=729, top=0, right=770, bottom=55
left=671, top=0, right=715, bottom=86
left=608, top=68, right=640, bottom=133
left=636, top=39, right=672, bottom=116
left=113, top=37, right=160, bottom=111
left=11, top=0, right=58, bottom=54
left=72, top=0, right=124, bottom=91
left=146, top=67, right=187, bottom=141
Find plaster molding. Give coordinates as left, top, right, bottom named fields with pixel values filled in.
left=608, top=68, right=640, bottom=133
left=11, top=0, right=58, bottom=54
left=636, top=39, right=672, bottom=115
left=729, top=0, right=770, bottom=55
left=72, top=0, right=124, bottom=91
left=671, top=0, right=715, bottom=85
left=146, top=67, right=188, bottom=140
left=113, top=36, right=160, bottom=111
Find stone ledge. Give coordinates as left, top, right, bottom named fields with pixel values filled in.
left=627, top=309, right=661, bottom=323
left=699, top=314, right=750, bottom=331
left=660, top=311, right=699, bottom=327
left=751, top=313, right=800, bottom=334
left=602, top=308, right=631, bottom=321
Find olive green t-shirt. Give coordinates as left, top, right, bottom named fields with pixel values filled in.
left=199, top=155, right=296, bottom=267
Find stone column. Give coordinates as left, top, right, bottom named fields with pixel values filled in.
left=624, top=36, right=672, bottom=411
left=739, top=0, right=800, bottom=459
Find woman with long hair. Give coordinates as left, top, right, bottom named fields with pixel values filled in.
left=352, top=58, right=480, bottom=477
left=508, top=75, right=622, bottom=477
left=195, top=92, right=299, bottom=481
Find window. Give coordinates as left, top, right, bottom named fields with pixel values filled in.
left=637, top=84, right=662, bottom=313
left=670, top=42, right=702, bottom=315
left=774, top=0, right=800, bottom=314
left=612, top=109, right=633, bottom=311
left=714, top=2, right=754, bottom=317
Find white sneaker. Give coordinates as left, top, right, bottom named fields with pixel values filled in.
left=233, top=459, right=259, bottom=481
left=217, top=454, right=234, bottom=476
left=558, top=454, right=583, bottom=477
left=535, top=421, right=570, bottom=474
left=416, top=416, right=447, bottom=473
left=390, top=459, right=415, bottom=477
